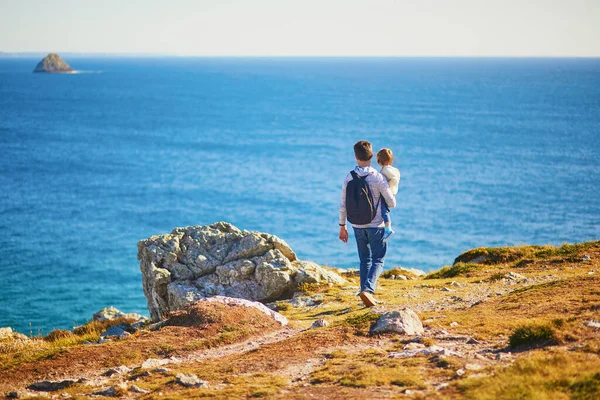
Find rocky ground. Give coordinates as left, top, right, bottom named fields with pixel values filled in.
left=1, top=239, right=599, bottom=399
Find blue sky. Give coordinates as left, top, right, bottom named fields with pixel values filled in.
left=1, top=0, right=599, bottom=56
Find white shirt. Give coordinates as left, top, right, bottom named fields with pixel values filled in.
left=339, top=165, right=396, bottom=228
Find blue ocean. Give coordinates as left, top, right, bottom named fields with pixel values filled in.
left=1, top=57, right=599, bottom=334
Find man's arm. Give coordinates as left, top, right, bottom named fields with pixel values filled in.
left=339, top=175, right=350, bottom=243
left=377, top=174, right=396, bottom=208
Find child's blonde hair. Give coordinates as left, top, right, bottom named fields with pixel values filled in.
left=377, top=148, right=393, bottom=166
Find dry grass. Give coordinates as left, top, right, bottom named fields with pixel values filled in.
left=382, top=267, right=422, bottom=279
left=1, top=240, right=600, bottom=399
left=454, top=351, right=600, bottom=400
left=311, top=348, right=448, bottom=389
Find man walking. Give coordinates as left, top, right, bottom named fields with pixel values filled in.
left=339, top=140, right=396, bottom=307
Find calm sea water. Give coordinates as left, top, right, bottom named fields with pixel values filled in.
left=1, top=57, right=599, bottom=333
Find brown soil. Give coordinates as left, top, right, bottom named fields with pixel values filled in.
left=0, top=302, right=280, bottom=391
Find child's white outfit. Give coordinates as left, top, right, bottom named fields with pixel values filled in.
left=380, top=165, right=400, bottom=242
left=381, top=165, right=400, bottom=195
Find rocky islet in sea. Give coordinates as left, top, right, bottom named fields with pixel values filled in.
left=33, top=53, right=74, bottom=73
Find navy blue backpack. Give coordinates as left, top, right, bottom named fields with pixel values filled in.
left=346, top=171, right=379, bottom=225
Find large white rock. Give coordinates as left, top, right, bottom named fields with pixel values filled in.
left=138, top=222, right=344, bottom=320
left=371, top=308, right=424, bottom=335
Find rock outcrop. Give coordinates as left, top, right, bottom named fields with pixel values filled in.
left=371, top=308, right=424, bottom=335
left=92, top=306, right=148, bottom=322
left=33, top=53, right=74, bottom=73
left=138, top=222, right=345, bottom=320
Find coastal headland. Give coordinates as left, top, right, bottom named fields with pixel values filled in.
left=0, top=223, right=598, bottom=399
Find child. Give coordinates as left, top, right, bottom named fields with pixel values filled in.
left=376, top=148, right=400, bottom=242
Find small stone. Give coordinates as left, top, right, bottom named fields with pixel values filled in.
left=103, top=365, right=131, bottom=376
left=118, top=331, right=131, bottom=340
left=388, top=345, right=462, bottom=358
left=450, top=322, right=459, bottom=327
left=131, top=321, right=147, bottom=331
left=128, top=371, right=152, bottom=381
left=456, top=368, right=466, bottom=377
left=389, top=275, right=396, bottom=280
left=466, top=338, right=480, bottom=345
left=441, top=287, right=452, bottom=292
left=465, top=363, right=483, bottom=371
left=474, top=353, right=486, bottom=360
left=450, top=281, right=461, bottom=287
left=583, top=321, right=600, bottom=329
left=100, top=324, right=129, bottom=337
left=175, top=373, right=209, bottom=388
left=93, top=386, right=120, bottom=397
left=504, top=272, right=527, bottom=282
left=496, top=353, right=512, bottom=360
left=435, top=383, right=449, bottom=390
left=61, top=394, right=70, bottom=398
left=311, top=319, right=329, bottom=328
left=582, top=254, right=591, bottom=262
left=403, top=342, right=425, bottom=350
left=6, top=392, right=19, bottom=399
left=148, top=320, right=167, bottom=331
left=27, top=380, right=76, bottom=392
left=141, top=358, right=170, bottom=369
left=152, top=367, right=171, bottom=373
left=397, top=275, right=408, bottom=280
left=129, top=385, right=150, bottom=394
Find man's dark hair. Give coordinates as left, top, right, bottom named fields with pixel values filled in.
left=354, top=140, right=373, bottom=162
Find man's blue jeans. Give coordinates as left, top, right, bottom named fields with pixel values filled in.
left=353, top=227, right=386, bottom=294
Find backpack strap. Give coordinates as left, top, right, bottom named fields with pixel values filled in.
left=350, top=170, right=359, bottom=180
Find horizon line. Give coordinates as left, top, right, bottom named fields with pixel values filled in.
left=1, top=51, right=600, bottom=59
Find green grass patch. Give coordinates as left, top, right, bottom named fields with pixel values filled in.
left=509, top=324, right=559, bottom=349
left=342, top=311, right=380, bottom=335
left=454, top=241, right=599, bottom=267
left=425, top=263, right=481, bottom=279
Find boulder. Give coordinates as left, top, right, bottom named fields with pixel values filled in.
left=504, top=272, right=527, bottom=283
left=371, top=308, right=424, bottom=335
left=92, top=306, right=148, bottom=323
left=100, top=324, right=128, bottom=338
left=311, top=319, right=329, bottom=328
left=93, top=386, right=121, bottom=397
left=175, top=373, right=208, bottom=388
left=0, top=327, right=14, bottom=339
left=129, top=385, right=149, bottom=394
left=138, top=222, right=345, bottom=320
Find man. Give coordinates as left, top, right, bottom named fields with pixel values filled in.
left=339, top=140, right=396, bottom=307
